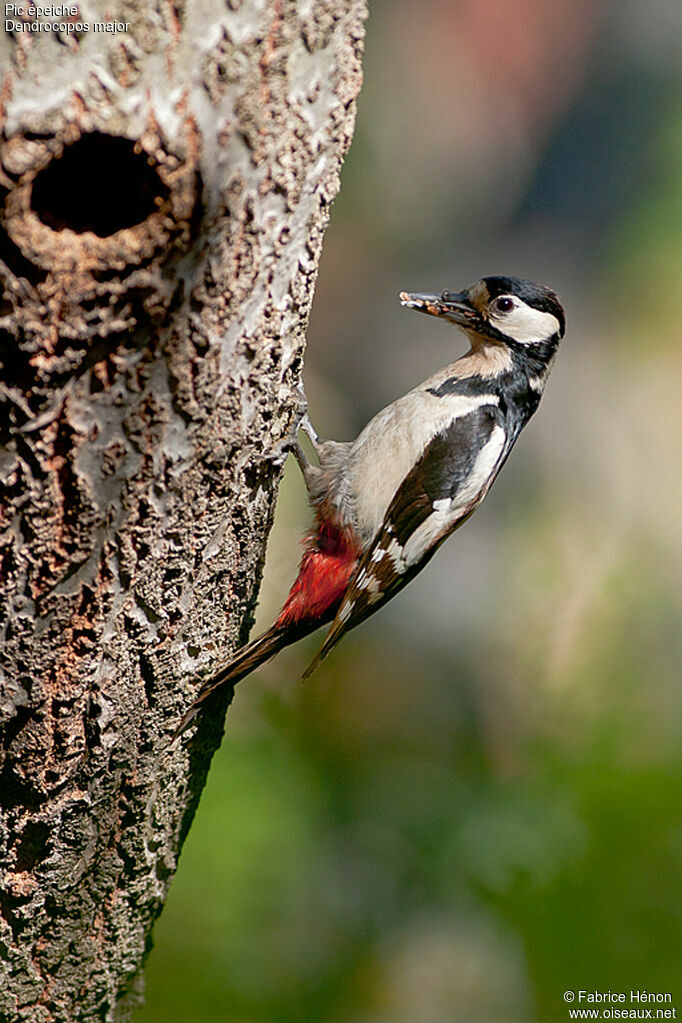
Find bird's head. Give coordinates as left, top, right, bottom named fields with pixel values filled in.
left=400, top=275, right=565, bottom=349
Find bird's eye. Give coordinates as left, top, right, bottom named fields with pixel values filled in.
left=493, top=296, right=514, bottom=313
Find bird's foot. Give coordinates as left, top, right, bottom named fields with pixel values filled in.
left=299, top=412, right=320, bottom=448
left=290, top=386, right=321, bottom=447
left=262, top=387, right=320, bottom=467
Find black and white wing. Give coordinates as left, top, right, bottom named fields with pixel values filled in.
left=302, top=403, right=509, bottom=678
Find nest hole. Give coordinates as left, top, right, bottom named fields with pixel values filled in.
left=30, top=133, right=170, bottom=237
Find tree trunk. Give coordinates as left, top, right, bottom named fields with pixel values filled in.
left=0, top=2, right=366, bottom=1019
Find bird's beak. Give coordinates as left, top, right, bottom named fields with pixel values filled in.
left=399, top=290, right=478, bottom=328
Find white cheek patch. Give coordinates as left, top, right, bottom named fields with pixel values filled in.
left=490, top=299, right=560, bottom=345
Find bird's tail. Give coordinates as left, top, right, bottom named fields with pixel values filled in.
left=171, top=626, right=291, bottom=743
left=172, top=519, right=359, bottom=744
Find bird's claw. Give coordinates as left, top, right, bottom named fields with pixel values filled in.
left=262, top=387, right=319, bottom=465
left=299, top=413, right=319, bottom=448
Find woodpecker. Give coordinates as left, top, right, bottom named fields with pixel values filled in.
left=174, top=275, right=565, bottom=738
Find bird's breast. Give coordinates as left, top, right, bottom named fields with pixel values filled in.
left=346, top=389, right=501, bottom=543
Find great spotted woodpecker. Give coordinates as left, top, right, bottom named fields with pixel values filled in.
left=174, top=275, right=565, bottom=738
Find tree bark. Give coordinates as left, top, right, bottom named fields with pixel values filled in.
left=0, top=2, right=366, bottom=1019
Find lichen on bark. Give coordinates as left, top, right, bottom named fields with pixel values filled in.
left=0, top=1, right=367, bottom=1019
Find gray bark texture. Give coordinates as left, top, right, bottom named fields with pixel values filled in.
left=0, top=1, right=366, bottom=1019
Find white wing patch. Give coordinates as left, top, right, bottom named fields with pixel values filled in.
left=398, top=425, right=507, bottom=570
left=337, top=598, right=354, bottom=623
left=319, top=417, right=508, bottom=653
left=489, top=299, right=560, bottom=346
left=355, top=565, right=383, bottom=602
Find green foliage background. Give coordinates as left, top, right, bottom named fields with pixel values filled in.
left=138, top=2, right=682, bottom=1020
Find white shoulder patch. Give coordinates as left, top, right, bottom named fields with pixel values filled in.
left=399, top=425, right=507, bottom=569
